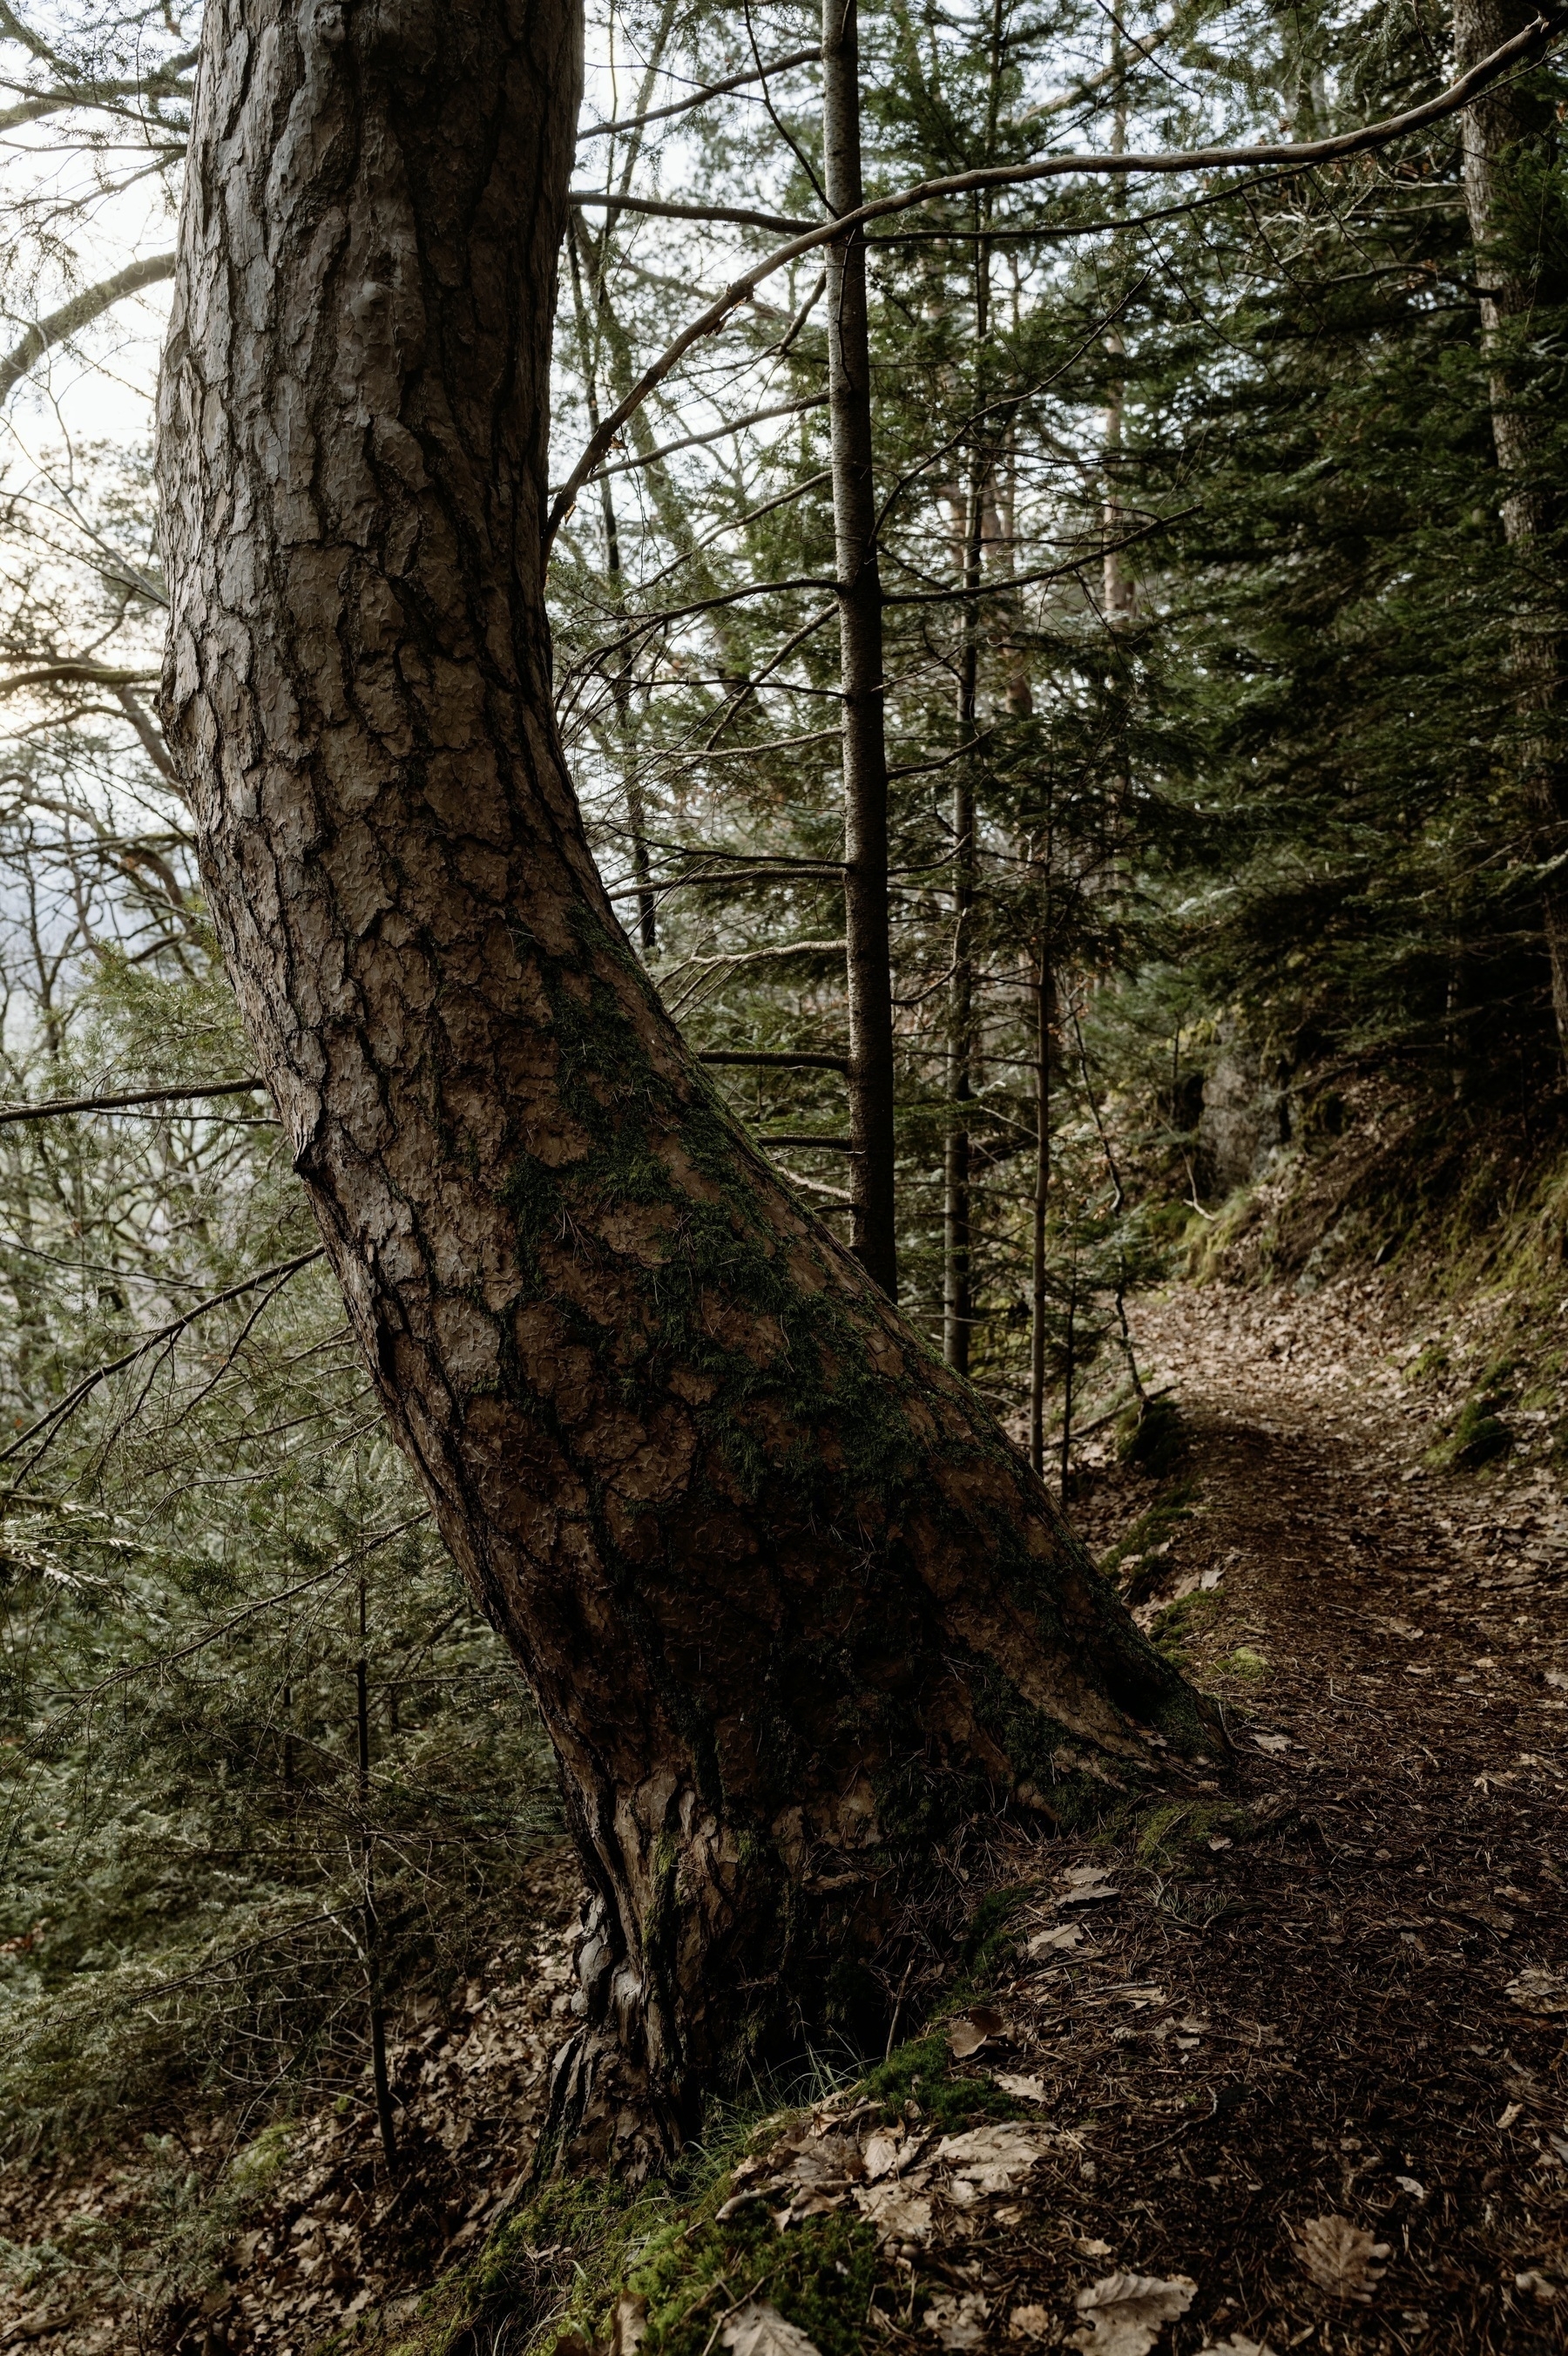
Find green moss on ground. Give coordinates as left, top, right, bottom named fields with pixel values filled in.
left=344, top=2002, right=1046, bottom=2356
left=1424, top=1390, right=1513, bottom=1472
left=1149, top=1587, right=1223, bottom=1664
left=1214, top=1645, right=1270, bottom=1682
left=1098, top=1481, right=1200, bottom=1588
left=1114, top=1394, right=1186, bottom=1479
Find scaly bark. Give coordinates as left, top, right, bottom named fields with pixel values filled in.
left=158, top=0, right=1224, bottom=2170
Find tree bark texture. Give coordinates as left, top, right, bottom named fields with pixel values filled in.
left=822, top=0, right=898, bottom=1299
left=1452, top=0, right=1568, bottom=1046
left=157, top=0, right=1223, bottom=2169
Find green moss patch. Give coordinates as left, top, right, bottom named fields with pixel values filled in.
left=1214, top=1645, right=1270, bottom=1682
left=1148, top=1586, right=1223, bottom=1663
left=1425, top=1391, right=1513, bottom=1472
left=1115, top=1394, right=1186, bottom=1479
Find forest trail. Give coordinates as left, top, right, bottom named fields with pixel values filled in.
left=945, top=1276, right=1568, bottom=2352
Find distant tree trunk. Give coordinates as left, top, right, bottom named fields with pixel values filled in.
left=566, top=221, right=656, bottom=952
left=158, top=0, right=1223, bottom=2171
left=1452, top=0, right=1568, bottom=1050
left=822, top=0, right=898, bottom=1298
left=355, top=1577, right=398, bottom=2177
left=943, top=489, right=979, bottom=1376
left=1030, top=927, right=1055, bottom=1479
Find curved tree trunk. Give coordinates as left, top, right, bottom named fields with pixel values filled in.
left=1453, top=0, right=1568, bottom=1049
left=157, top=0, right=1223, bottom=2171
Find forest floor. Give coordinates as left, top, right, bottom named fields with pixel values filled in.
left=3, top=1270, right=1566, bottom=2356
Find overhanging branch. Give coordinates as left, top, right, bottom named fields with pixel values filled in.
left=0, top=252, right=176, bottom=407
left=578, top=47, right=821, bottom=140
left=544, top=12, right=1561, bottom=550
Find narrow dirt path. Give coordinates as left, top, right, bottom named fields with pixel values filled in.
left=939, top=1279, right=1568, bottom=2353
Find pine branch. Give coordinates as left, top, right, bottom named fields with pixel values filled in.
left=578, top=47, right=821, bottom=140
left=0, top=252, right=176, bottom=406
left=698, top=1050, right=850, bottom=1072
left=0, top=1248, right=326, bottom=1477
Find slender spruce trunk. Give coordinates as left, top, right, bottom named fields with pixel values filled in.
left=158, top=0, right=1225, bottom=2168
left=943, top=498, right=978, bottom=1374
left=1029, top=911, right=1055, bottom=1479
left=567, top=220, right=656, bottom=951
left=1452, top=0, right=1568, bottom=1050
left=1100, top=30, right=1134, bottom=633
left=822, top=0, right=897, bottom=1298
left=356, top=1577, right=398, bottom=2176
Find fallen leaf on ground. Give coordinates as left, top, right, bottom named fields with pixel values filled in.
left=1515, top=2271, right=1559, bottom=2303
left=1069, top=2272, right=1196, bottom=2355
left=923, top=2291, right=989, bottom=2349
left=1008, top=2306, right=1052, bottom=2340
left=947, top=2005, right=1004, bottom=2057
left=1395, top=2177, right=1425, bottom=2201
left=613, top=2293, right=650, bottom=2356
left=1506, top=1967, right=1568, bottom=2014
left=792, top=2133, right=864, bottom=2185
left=720, top=2125, right=868, bottom=2224
left=861, top=2129, right=908, bottom=2182
left=723, top=2303, right=824, bottom=2356
left=852, top=2183, right=933, bottom=2245
left=1497, top=2102, right=1522, bottom=2130
left=1252, top=1734, right=1289, bottom=1754
left=993, top=2071, right=1049, bottom=2103
left=1291, top=2215, right=1389, bottom=2301
left=1077, top=2238, right=1112, bottom=2258
left=1028, top=1924, right=1084, bottom=1956
left=934, top=2122, right=1049, bottom=2197
left=1196, top=2339, right=1276, bottom=2355
left=1057, top=1866, right=1119, bottom=1906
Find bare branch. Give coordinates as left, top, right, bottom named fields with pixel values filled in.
left=0, top=1079, right=263, bottom=1127
left=571, top=393, right=828, bottom=484
left=0, top=251, right=176, bottom=407
left=114, top=683, right=182, bottom=789
left=699, top=1051, right=850, bottom=1071
left=578, top=46, right=821, bottom=139
left=568, top=191, right=816, bottom=234
left=0, top=660, right=161, bottom=697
